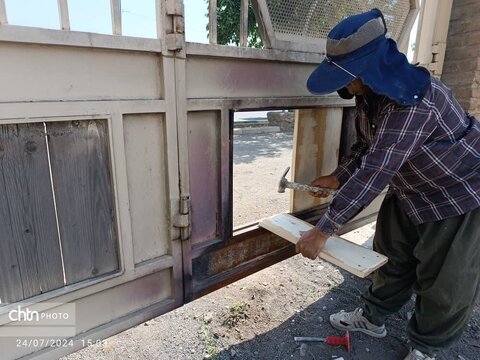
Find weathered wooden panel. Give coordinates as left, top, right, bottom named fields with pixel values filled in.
left=0, top=123, right=63, bottom=304
left=123, top=114, right=170, bottom=264
left=188, top=111, right=221, bottom=246
left=47, top=120, right=118, bottom=285
left=290, top=108, right=343, bottom=212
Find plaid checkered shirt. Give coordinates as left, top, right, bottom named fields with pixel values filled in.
left=316, top=77, right=480, bottom=235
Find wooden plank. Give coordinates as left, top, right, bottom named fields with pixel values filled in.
left=290, top=108, right=343, bottom=213
left=0, top=127, right=23, bottom=303
left=259, top=213, right=388, bottom=278
left=0, top=123, right=64, bottom=303
left=47, top=120, right=118, bottom=285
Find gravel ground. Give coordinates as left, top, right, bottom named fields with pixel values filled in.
left=63, top=131, right=480, bottom=360
left=233, top=132, right=294, bottom=227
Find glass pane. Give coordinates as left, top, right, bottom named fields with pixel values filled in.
left=68, top=0, right=112, bottom=35
left=5, top=0, right=59, bottom=29
left=121, top=0, right=156, bottom=38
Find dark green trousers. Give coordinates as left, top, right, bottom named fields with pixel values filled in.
left=362, top=194, right=480, bottom=356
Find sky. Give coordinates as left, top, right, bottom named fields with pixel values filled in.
left=4, top=0, right=209, bottom=41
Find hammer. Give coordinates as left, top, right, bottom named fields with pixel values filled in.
left=278, top=167, right=337, bottom=195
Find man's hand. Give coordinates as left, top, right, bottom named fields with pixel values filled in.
left=296, top=228, right=330, bottom=260
left=308, top=175, right=340, bottom=198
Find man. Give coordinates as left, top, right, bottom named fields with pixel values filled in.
left=296, top=8, right=480, bottom=360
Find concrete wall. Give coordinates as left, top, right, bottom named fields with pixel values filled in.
left=442, top=0, right=480, bottom=117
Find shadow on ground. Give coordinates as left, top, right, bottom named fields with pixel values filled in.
left=213, top=270, right=480, bottom=360
left=233, top=132, right=293, bottom=165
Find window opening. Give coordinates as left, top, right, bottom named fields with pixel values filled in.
left=232, top=109, right=294, bottom=228
left=5, top=0, right=60, bottom=30
left=68, top=0, right=112, bottom=35
left=121, top=0, right=156, bottom=38
left=184, top=0, right=209, bottom=44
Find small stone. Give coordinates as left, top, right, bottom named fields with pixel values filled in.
left=299, top=343, right=307, bottom=357
left=262, top=282, right=268, bottom=286
left=231, top=349, right=237, bottom=357
left=318, top=316, right=324, bottom=322
left=280, top=267, right=284, bottom=271
left=144, top=322, right=149, bottom=326
left=203, top=312, right=213, bottom=324
left=458, top=356, right=466, bottom=360
left=204, top=355, right=211, bottom=359
left=191, top=349, right=195, bottom=354
left=322, top=306, right=327, bottom=310
left=366, top=347, right=370, bottom=353
left=330, top=298, right=334, bottom=301
left=407, top=311, right=413, bottom=321
left=317, top=265, right=325, bottom=271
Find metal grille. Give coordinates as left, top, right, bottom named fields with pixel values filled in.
left=266, top=0, right=411, bottom=41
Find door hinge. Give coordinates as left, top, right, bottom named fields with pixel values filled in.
left=165, top=0, right=184, bottom=51
left=166, top=33, right=184, bottom=51
left=173, top=196, right=190, bottom=241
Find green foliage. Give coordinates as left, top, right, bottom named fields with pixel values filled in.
left=201, top=324, right=217, bottom=358
left=222, top=300, right=249, bottom=328
left=206, top=0, right=263, bottom=48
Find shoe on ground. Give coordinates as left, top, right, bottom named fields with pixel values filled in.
left=403, top=348, right=436, bottom=360
left=329, top=307, right=387, bottom=338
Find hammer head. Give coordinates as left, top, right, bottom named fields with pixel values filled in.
left=278, top=167, right=290, bottom=193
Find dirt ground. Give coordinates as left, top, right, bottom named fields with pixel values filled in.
left=63, top=131, right=480, bottom=360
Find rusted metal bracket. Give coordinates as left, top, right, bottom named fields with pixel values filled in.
left=173, top=195, right=190, bottom=240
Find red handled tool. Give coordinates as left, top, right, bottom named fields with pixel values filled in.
left=294, top=331, right=351, bottom=353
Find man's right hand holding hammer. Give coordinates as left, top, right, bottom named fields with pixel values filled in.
left=307, top=175, right=340, bottom=198
left=296, top=175, right=340, bottom=260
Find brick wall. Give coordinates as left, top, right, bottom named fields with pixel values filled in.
left=442, top=0, right=480, bottom=117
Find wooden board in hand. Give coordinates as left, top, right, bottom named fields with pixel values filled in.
left=259, top=213, right=388, bottom=278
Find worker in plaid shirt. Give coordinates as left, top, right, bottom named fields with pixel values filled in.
left=296, top=9, right=480, bottom=360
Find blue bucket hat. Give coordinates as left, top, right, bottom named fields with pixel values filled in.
left=307, top=8, right=430, bottom=106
